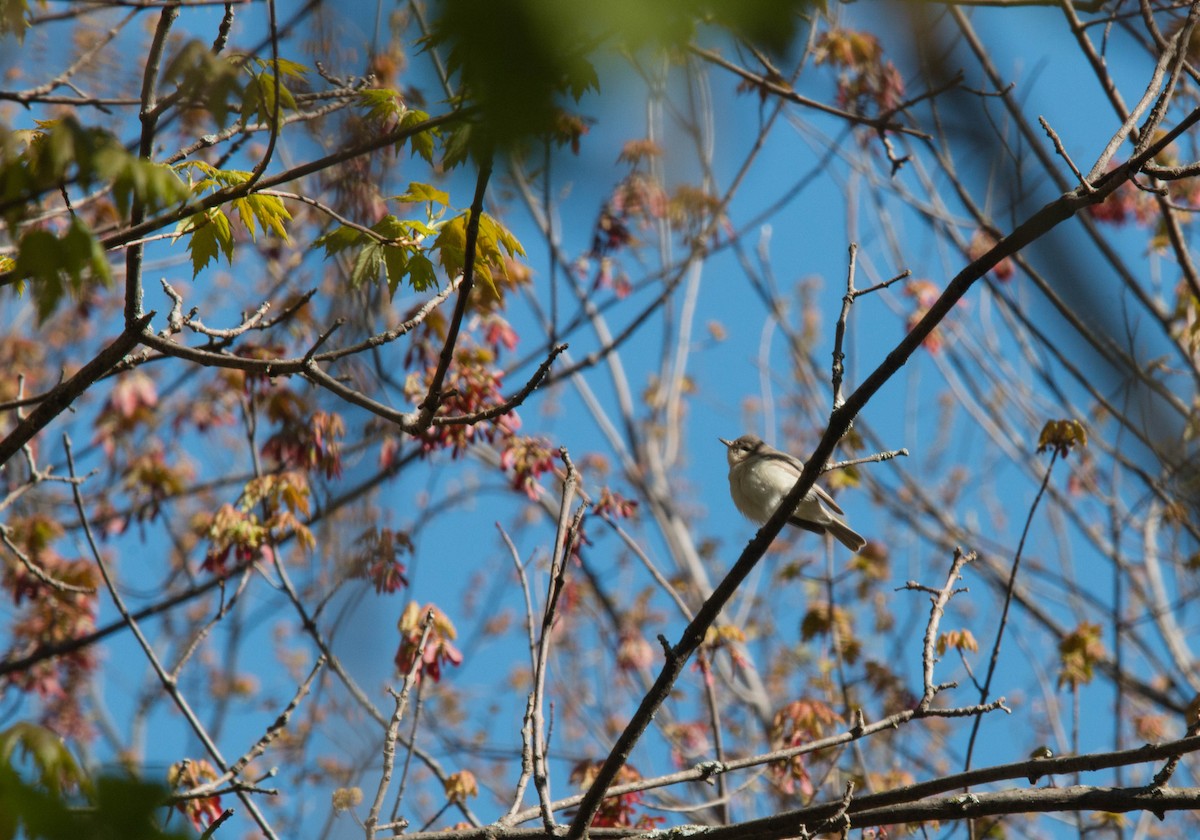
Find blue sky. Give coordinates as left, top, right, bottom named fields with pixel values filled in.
left=3, top=2, right=1195, bottom=838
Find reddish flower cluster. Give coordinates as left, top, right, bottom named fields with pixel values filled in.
left=0, top=515, right=99, bottom=741
left=199, top=471, right=314, bottom=574
left=349, top=527, right=411, bottom=594
left=903, top=279, right=966, bottom=353
left=393, top=602, right=463, bottom=683
left=768, top=698, right=844, bottom=797
left=551, top=110, right=591, bottom=155
left=697, top=624, right=750, bottom=680
left=200, top=503, right=267, bottom=575
left=261, top=390, right=345, bottom=479
left=668, top=184, right=729, bottom=244
left=1058, top=621, right=1106, bottom=689
left=232, top=342, right=288, bottom=393
left=815, top=29, right=905, bottom=114
left=590, top=172, right=667, bottom=257
left=569, top=761, right=664, bottom=829
left=168, top=758, right=223, bottom=831
left=592, top=487, right=638, bottom=520
left=444, top=769, right=478, bottom=805
left=478, top=312, right=518, bottom=354
left=663, top=721, right=712, bottom=769
left=615, top=630, right=655, bottom=672
left=499, top=435, right=557, bottom=500
left=587, top=256, right=631, bottom=299
left=92, top=372, right=158, bottom=457
left=1090, top=179, right=1158, bottom=225
left=123, top=447, right=193, bottom=524
left=1086, top=162, right=1163, bottom=227
left=966, top=229, right=1015, bottom=282
left=404, top=347, right=520, bottom=455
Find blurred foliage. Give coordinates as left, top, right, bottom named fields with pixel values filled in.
left=0, top=723, right=189, bottom=840
left=428, top=0, right=813, bottom=152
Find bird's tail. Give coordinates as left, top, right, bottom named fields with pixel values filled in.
left=825, top=519, right=866, bottom=553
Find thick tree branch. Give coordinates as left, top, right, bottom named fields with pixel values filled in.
left=0, top=314, right=152, bottom=469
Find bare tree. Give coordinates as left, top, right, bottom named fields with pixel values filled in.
left=2, top=1, right=1200, bottom=838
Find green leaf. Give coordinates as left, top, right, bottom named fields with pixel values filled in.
left=232, top=197, right=258, bottom=240
left=382, top=246, right=409, bottom=298
left=407, top=254, right=437, bottom=292
left=399, top=109, right=437, bottom=163
left=358, top=88, right=406, bottom=124
left=440, top=121, right=472, bottom=170
left=61, top=215, right=111, bottom=287
left=315, top=215, right=444, bottom=296
left=0, top=0, right=30, bottom=41
left=0, top=761, right=188, bottom=840
left=163, top=40, right=244, bottom=129
left=257, top=56, right=308, bottom=79
left=313, top=224, right=364, bottom=257
left=372, top=214, right=408, bottom=239
left=394, top=182, right=450, bottom=207
left=89, top=776, right=184, bottom=840
left=349, top=241, right=383, bottom=290
left=240, top=68, right=298, bottom=126
left=14, top=219, right=112, bottom=323
left=433, top=212, right=468, bottom=281
left=478, top=212, right=525, bottom=257
left=232, top=193, right=291, bottom=242
left=564, top=55, right=600, bottom=102
left=0, top=722, right=86, bottom=797
left=109, top=159, right=189, bottom=218
left=181, top=208, right=234, bottom=278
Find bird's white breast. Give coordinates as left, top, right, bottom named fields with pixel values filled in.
left=729, top=460, right=827, bottom=525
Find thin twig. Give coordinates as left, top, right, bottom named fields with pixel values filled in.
left=964, top=450, right=1059, bottom=772
left=1038, top=115, right=1093, bottom=191
left=824, top=449, right=908, bottom=472
left=916, top=548, right=976, bottom=708
left=831, top=243, right=857, bottom=410
left=63, top=434, right=280, bottom=840
left=498, top=524, right=539, bottom=820
left=530, top=449, right=580, bottom=831
left=0, top=524, right=97, bottom=595
left=431, top=344, right=567, bottom=427
left=365, top=612, right=435, bottom=839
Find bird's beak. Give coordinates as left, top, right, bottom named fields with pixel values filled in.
left=718, top=437, right=733, bottom=448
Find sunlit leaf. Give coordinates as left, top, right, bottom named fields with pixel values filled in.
left=395, top=182, right=450, bottom=207
left=350, top=241, right=384, bottom=290
left=0, top=722, right=86, bottom=797
left=408, top=254, right=437, bottom=292
left=399, top=109, right=438, bottom=162
left=0, top=0, right=30, bottom=41
left=313, top=224, right=363, bottom=257
left=180, top=208, right=234, bottom=278
left=15, top=219, right=111, bottom=322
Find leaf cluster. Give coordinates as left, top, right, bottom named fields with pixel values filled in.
left=427, top=0, right=812, bottom=153
left=175, top=161, right=292, bottom=277
left=0, top=723, right=187, bottom=840
left=314, top=182, right=525, bottom=299
left=1, top=118, right=188, bottom=224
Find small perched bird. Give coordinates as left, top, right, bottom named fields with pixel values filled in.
left=720, top=434, right=866, bottom=552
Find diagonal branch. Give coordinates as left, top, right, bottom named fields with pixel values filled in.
left=0, top=313, right=152, bottom=469
left=565, top=100, right=1200, bottom=840
left=412, top=157, right=494, bottom=425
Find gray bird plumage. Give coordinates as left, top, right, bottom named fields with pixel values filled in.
left=720, top=434, right=866, bottom=552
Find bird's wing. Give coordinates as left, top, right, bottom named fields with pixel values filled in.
left=760, top=446, right=847, bottom=515
left=813, top=481, right=845, bottom=515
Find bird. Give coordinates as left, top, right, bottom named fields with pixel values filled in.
left=720, top=434, right=866, bottom=552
